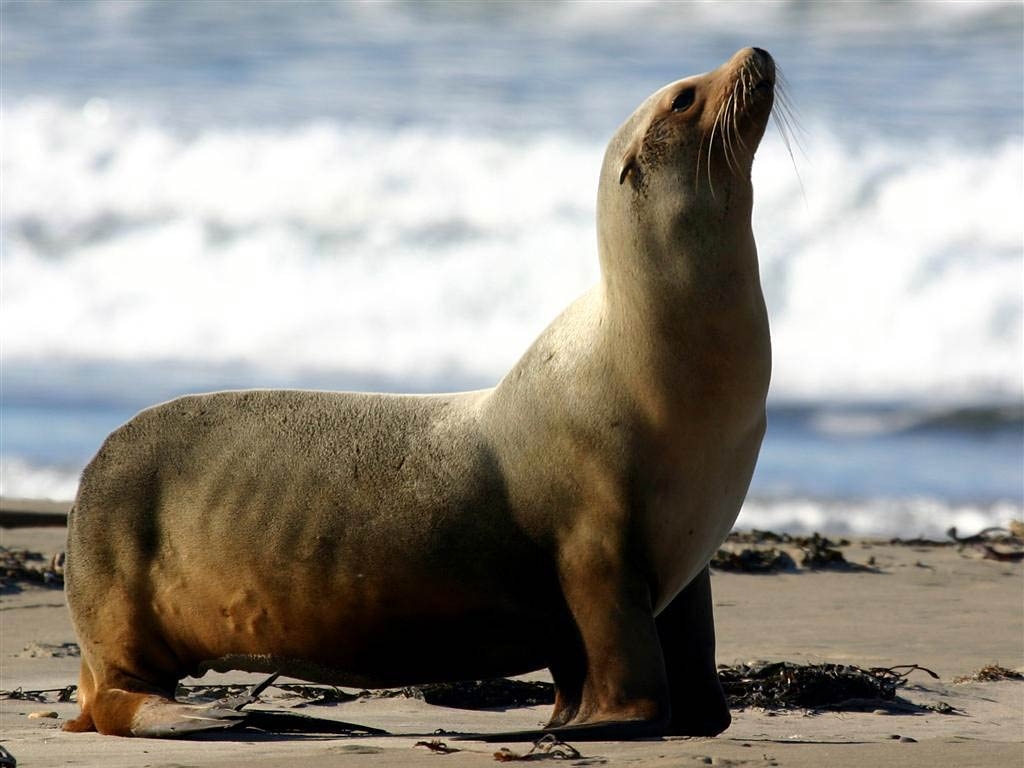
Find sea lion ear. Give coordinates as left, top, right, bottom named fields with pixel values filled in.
left=618, top=132, right=643, bottom=188
left=618, top=153, right=637, bottom=185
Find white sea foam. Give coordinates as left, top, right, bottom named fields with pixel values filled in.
left=2, top=100, right=1021, bottom=402
left=0, top=458, right=80, bottom=502
left=737, top=496, right=1023, bottom=540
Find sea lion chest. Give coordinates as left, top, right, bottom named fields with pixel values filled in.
left=639, top=406, right=766, bottom=614
left=492, top=292, right=769, bottom=616
left=622, top=301, right=771, bottom=613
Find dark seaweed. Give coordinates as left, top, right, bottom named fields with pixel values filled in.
left=6, top=665, right=949, bottom=715
left=718, top=662, right=937, bottom=710
left=953, top=665, right=1024, bottom=683
left=798, top=534, right=876, bottom=571
left=0, top=547, right=64, bottom=592
left=710, top=547, right=797, bottom=573
left=396, top=679, right=556, bottom=710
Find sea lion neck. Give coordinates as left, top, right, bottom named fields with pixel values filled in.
left=595, top=47, right=773, bottom=332
left=595, top=168, right=761, bottom=333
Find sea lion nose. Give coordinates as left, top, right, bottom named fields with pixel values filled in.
left=731, top=47, right=774, bottom=72
left=749, top=47, right=774, bottom=68
left=745, top=47, right=776, bottom=86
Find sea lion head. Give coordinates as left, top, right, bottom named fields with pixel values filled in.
left=611, top=47, right=775, bottom=196
left=598, top=48, right=776, bottom=268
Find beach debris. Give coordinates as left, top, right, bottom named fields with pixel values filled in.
left=178, top=673, right=299, bottom=708
left=180, top=677, right=554, bottom=710
left=798, top=534, right=875, bottom=571
left=726, top=529, right=788, bottom=544
left=181, top=678, right=555, bottom=711
left=2, top=662, right=950, bottom=730
left=947, top=526, right=1024, bottom=562
left=710, top=547, right=797, bottom=573
left=391, top=679, right=556, bottom=710
left=178, top=682, right=266, bottom=704
left=331, top=744, right=386, bottom=756
left=718, top=662, right=938, bottom=711
left=215, top=671, right=280, bottom=711
left=952, top=664, right=1024, bottom=683
left=922, top=701, right=959, bottom=714
left=887, top=536, right=951, bottom=547
left=17, top=642, right=79, bottom=659
left=725, top=530, right=851, bottom=547
left=415, top=739, right=460, bottom=754
left=274, top=683, right=359, bottom=706
left=947, top=526, right=1010, bottom=546
left=171, top=673, right=389, bottom=736
left=0, top=547, right=65, bottom=592
left=979, top=545, right=1024, bottom=562
left=26, top=711, right=58, bottom=719
left=0, top=686, right=76, bottom=703
left=493, top=734, right=581, bottom=762
left=235, top=710, right=387, bottom=735
left=717, top=531, right=877, bottom=573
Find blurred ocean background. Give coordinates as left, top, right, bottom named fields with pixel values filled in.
left=1, top=0, right=1022, bottom=537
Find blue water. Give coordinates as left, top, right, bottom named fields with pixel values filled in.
left=1, top=0, right=1022, bottom=536
left=3, top=0, right=1020, bottom=142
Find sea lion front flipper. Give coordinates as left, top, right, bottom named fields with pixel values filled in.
left=544, top=529, right=670, bottom=734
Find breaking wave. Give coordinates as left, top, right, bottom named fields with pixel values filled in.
left=3, top=101, right=1020, bottom=403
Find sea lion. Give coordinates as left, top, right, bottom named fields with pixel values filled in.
left=63, top=46, right=775, bottom=739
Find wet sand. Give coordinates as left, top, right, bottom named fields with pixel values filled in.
left=1, top=518, right=1021, bottom=767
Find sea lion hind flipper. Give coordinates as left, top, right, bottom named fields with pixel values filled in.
left=234, top=710, right=389, bottom=735
left=129, top=700, right=248, bottom=738
left=656, top=566, right=731, bottom=736
left=131, top=702, right=389, bottom=738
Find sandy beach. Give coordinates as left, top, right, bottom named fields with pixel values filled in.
left=2, top=511, right=1021, bottom=768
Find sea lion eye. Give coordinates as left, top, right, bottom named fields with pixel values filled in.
left=672, top=88, right=695, bottom=112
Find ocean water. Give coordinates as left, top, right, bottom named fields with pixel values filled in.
left=1, top=0, right=1022, bottom=537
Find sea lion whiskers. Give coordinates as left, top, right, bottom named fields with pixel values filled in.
left=694, top=105, right=716, bottom=193
left=699, top=56, right=766, bottom=196
left=768, top=68, right=805, bottom=201
left=703, top=88, right=733, bottom=196
left=732, top=70, right=754, bottom=156
left=724, top=80, right=745, bottom=174
left=733, top=56, right=773, bottom=157
left=719, top=88, right=739, bottom=177
left=772, top=69, right=803, bottom=150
